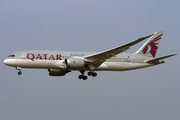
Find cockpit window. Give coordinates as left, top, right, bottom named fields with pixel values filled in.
left=8, top=55, right=15, bottom=57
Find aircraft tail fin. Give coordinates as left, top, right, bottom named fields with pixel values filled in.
left=135, top=31, right=164, bottom=58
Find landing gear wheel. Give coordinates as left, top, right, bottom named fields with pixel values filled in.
left=88, top=72, right=93, bottom=76
left=78, top=75, right=83, bottom=79
left=87, top=71, right=97, bottom=77
left=18, top=71, right=22, bottom=75
left=83, top=76, right=88, bottom=80
left=92, top=72, right=97, bottom=77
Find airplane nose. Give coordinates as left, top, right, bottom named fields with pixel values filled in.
left=3, top=59, right=17, bottom=66
left=3, top=59, right=9, bottom=65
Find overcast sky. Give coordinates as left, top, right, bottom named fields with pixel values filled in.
left=1, top=0, right=180, bottom=120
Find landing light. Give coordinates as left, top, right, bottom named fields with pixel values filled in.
left=161, top=60, right=165, bottom=63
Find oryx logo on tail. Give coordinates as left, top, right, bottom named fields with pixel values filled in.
left=142, top=34, right=163, bottom=58
left=135, top=31, right=164, bottom=58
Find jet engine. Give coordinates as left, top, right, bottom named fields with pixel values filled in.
left=65, top=57, right=85, bottom=70
left=48, top=69, right=70, bottom=76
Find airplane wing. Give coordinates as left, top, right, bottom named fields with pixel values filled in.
left=144, top=54, right=177, bottom=63
left=84, top=34, right=153, bottom=69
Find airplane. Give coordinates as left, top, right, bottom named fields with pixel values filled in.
left=3, top=31, right=176, bottom=80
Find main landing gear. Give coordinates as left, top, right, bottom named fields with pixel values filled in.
left=16, top=67, right=22, bottom=75
left=78, top=70, right=97, bottom=80
left=87, top=71, right=97, bottom=77
left=78, top=70, right=88, bottom=80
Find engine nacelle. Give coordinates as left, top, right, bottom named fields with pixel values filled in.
left=65, top=57, right=85, bottom=70
left=48, top=69, right=70, bottom=76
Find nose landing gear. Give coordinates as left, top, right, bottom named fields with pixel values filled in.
left=16, top=67, right=22, bottom=75
left=18, top=71, right=22, bottom=75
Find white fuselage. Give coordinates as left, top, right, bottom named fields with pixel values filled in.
left=4, top=50, right=158, bottom=72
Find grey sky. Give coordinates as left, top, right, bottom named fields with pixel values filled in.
left=1, top=0, right=180, bottom=120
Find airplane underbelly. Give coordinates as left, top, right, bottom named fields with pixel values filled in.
left=97, top=62, right=125, bottom=71
left=106, top=62, right=126, bottom=71
left=97, top=62, right=153, bottom=71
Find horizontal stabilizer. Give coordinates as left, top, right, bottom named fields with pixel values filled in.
left=144, top=54, right=177, bottom=63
